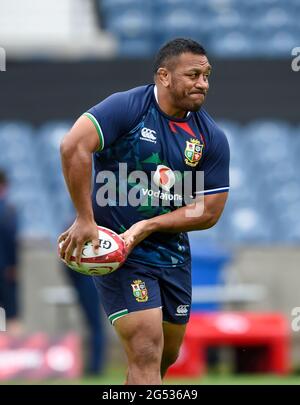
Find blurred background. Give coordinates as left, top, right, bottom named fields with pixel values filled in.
left=0, top=0, right=299, bottom=384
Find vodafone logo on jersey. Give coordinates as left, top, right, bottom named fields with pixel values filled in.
left=153, top=165, right=175, bottom=191
left=141, top=165, right=182, bottom=203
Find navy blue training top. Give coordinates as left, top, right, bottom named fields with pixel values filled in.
left=85, top=84, right=230, bottom=267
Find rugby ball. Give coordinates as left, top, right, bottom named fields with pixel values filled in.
left=58, top=226, right=127, bottom=276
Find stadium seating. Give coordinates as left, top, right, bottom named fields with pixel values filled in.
left=2, top=0, right=298, bottom=58
left=97, top=0, right=300, bottom=57
left=0, top=119, right=299, bottom=245
left=104, top=10, right=154, bottom=56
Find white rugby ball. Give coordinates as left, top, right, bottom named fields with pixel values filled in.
left=58, top=226, right=127, bottom=276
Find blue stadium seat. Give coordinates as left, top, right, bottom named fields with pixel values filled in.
left=273, top=201, right=300, bottom=242
left=105, top=10, right=154, bottom=56
left=8, top=182, right=56, bottom=240
left=217, top=120, right=247, bottom=167
left=292, top=125, right=300, bottom=163
left=118, top=38, right=154, bottom=57
left=37, top=122, right=69, bottom=164
left=235, top=0, right=286, bottom=14
left=99, top=0, right=300, bottom=57
left=264, top=31, right=299, bottom=57
left=244, top=119, right=292, bottom=140
left=0, top=124, right=49, bottom=240
left=153, top=0, right=202, bottom=13
left=250, top=7, right=292, bottom=35
left=261, top=162, right=297, bottom=192
left=210, top=31, right=258, bottom=57
left=0, top=122, right=35, bottom=165
left=212, top=10, right=245, bottom=32
left=243, top=120, right=292, bottom=169
left=207, top=0, right=236, bottom=13
left=224, top=205, right=273, bottom=243
left=155, top=9, right=202, bottom=43
left=229, top=165, right=254, bottom=202
left=100, top=0, right=152, bottom=17
left=106, top=11, right=153, bottom=38
left=289, top=0, right=300, bottom=13
left=272, top=181, right=300, bottom=211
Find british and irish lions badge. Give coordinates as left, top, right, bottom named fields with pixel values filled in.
left=184, top=139, right=203, bottom=167
left=131, top=280, right=148, bottom=303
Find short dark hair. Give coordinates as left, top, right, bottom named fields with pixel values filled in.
left=153, top=38, right=206, bottom=74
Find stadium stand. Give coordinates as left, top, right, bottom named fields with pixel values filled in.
left=98, top=0, right=300, bottom=57
left=0, top=0, right=298, bottom=58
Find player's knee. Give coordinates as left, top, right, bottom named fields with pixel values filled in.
left=128, top=334, right=163, bottom=368
left=133, top=341, right=161, bottom=366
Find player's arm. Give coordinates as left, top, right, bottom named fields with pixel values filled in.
left=59, top=91, right=142, bottom=263
left=121, top=192, right=228, bottom=253
left=58, top=115, right=101, bottom=264
left=149, top=191, right=228, bottom=232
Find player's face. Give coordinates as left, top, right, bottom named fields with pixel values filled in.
left=168, top=53, right=211, bottom=112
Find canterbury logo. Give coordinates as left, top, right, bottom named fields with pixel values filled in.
left=176, top=305, right=189, bottom=315
left=153, top=165, right=175, bottom=191
left=140, top=127, right=157, bottom=142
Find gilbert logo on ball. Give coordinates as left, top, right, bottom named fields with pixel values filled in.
left=58, top=226, right=127, bottom=276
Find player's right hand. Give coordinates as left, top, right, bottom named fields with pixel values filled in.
left=58, top=217, right=99, bottom=266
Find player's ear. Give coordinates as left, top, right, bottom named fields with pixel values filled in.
left=157, top=67, right=170, bottom=88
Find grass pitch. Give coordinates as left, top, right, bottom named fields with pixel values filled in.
left=3, top=366, right=299, bottom=385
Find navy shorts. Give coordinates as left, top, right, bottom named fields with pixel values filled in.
left=93, top=260, right=191, bottom=325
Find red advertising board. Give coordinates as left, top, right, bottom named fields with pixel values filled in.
left=0, top=333, right=82, bottom=380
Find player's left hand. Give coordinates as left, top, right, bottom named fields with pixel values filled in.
left=119, top=220, right=153, bottom=255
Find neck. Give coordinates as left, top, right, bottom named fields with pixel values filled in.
left=155, top=85, right=187, bottom=119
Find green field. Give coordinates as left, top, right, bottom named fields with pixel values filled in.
left=3, top=366, right=300, bottom=385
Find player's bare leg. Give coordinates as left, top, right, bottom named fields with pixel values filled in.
left=161, top=322, right=187, bottom=378
left=124, top=368, right=129, bottom=385
left=114, top=308, right=164, bottom=385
